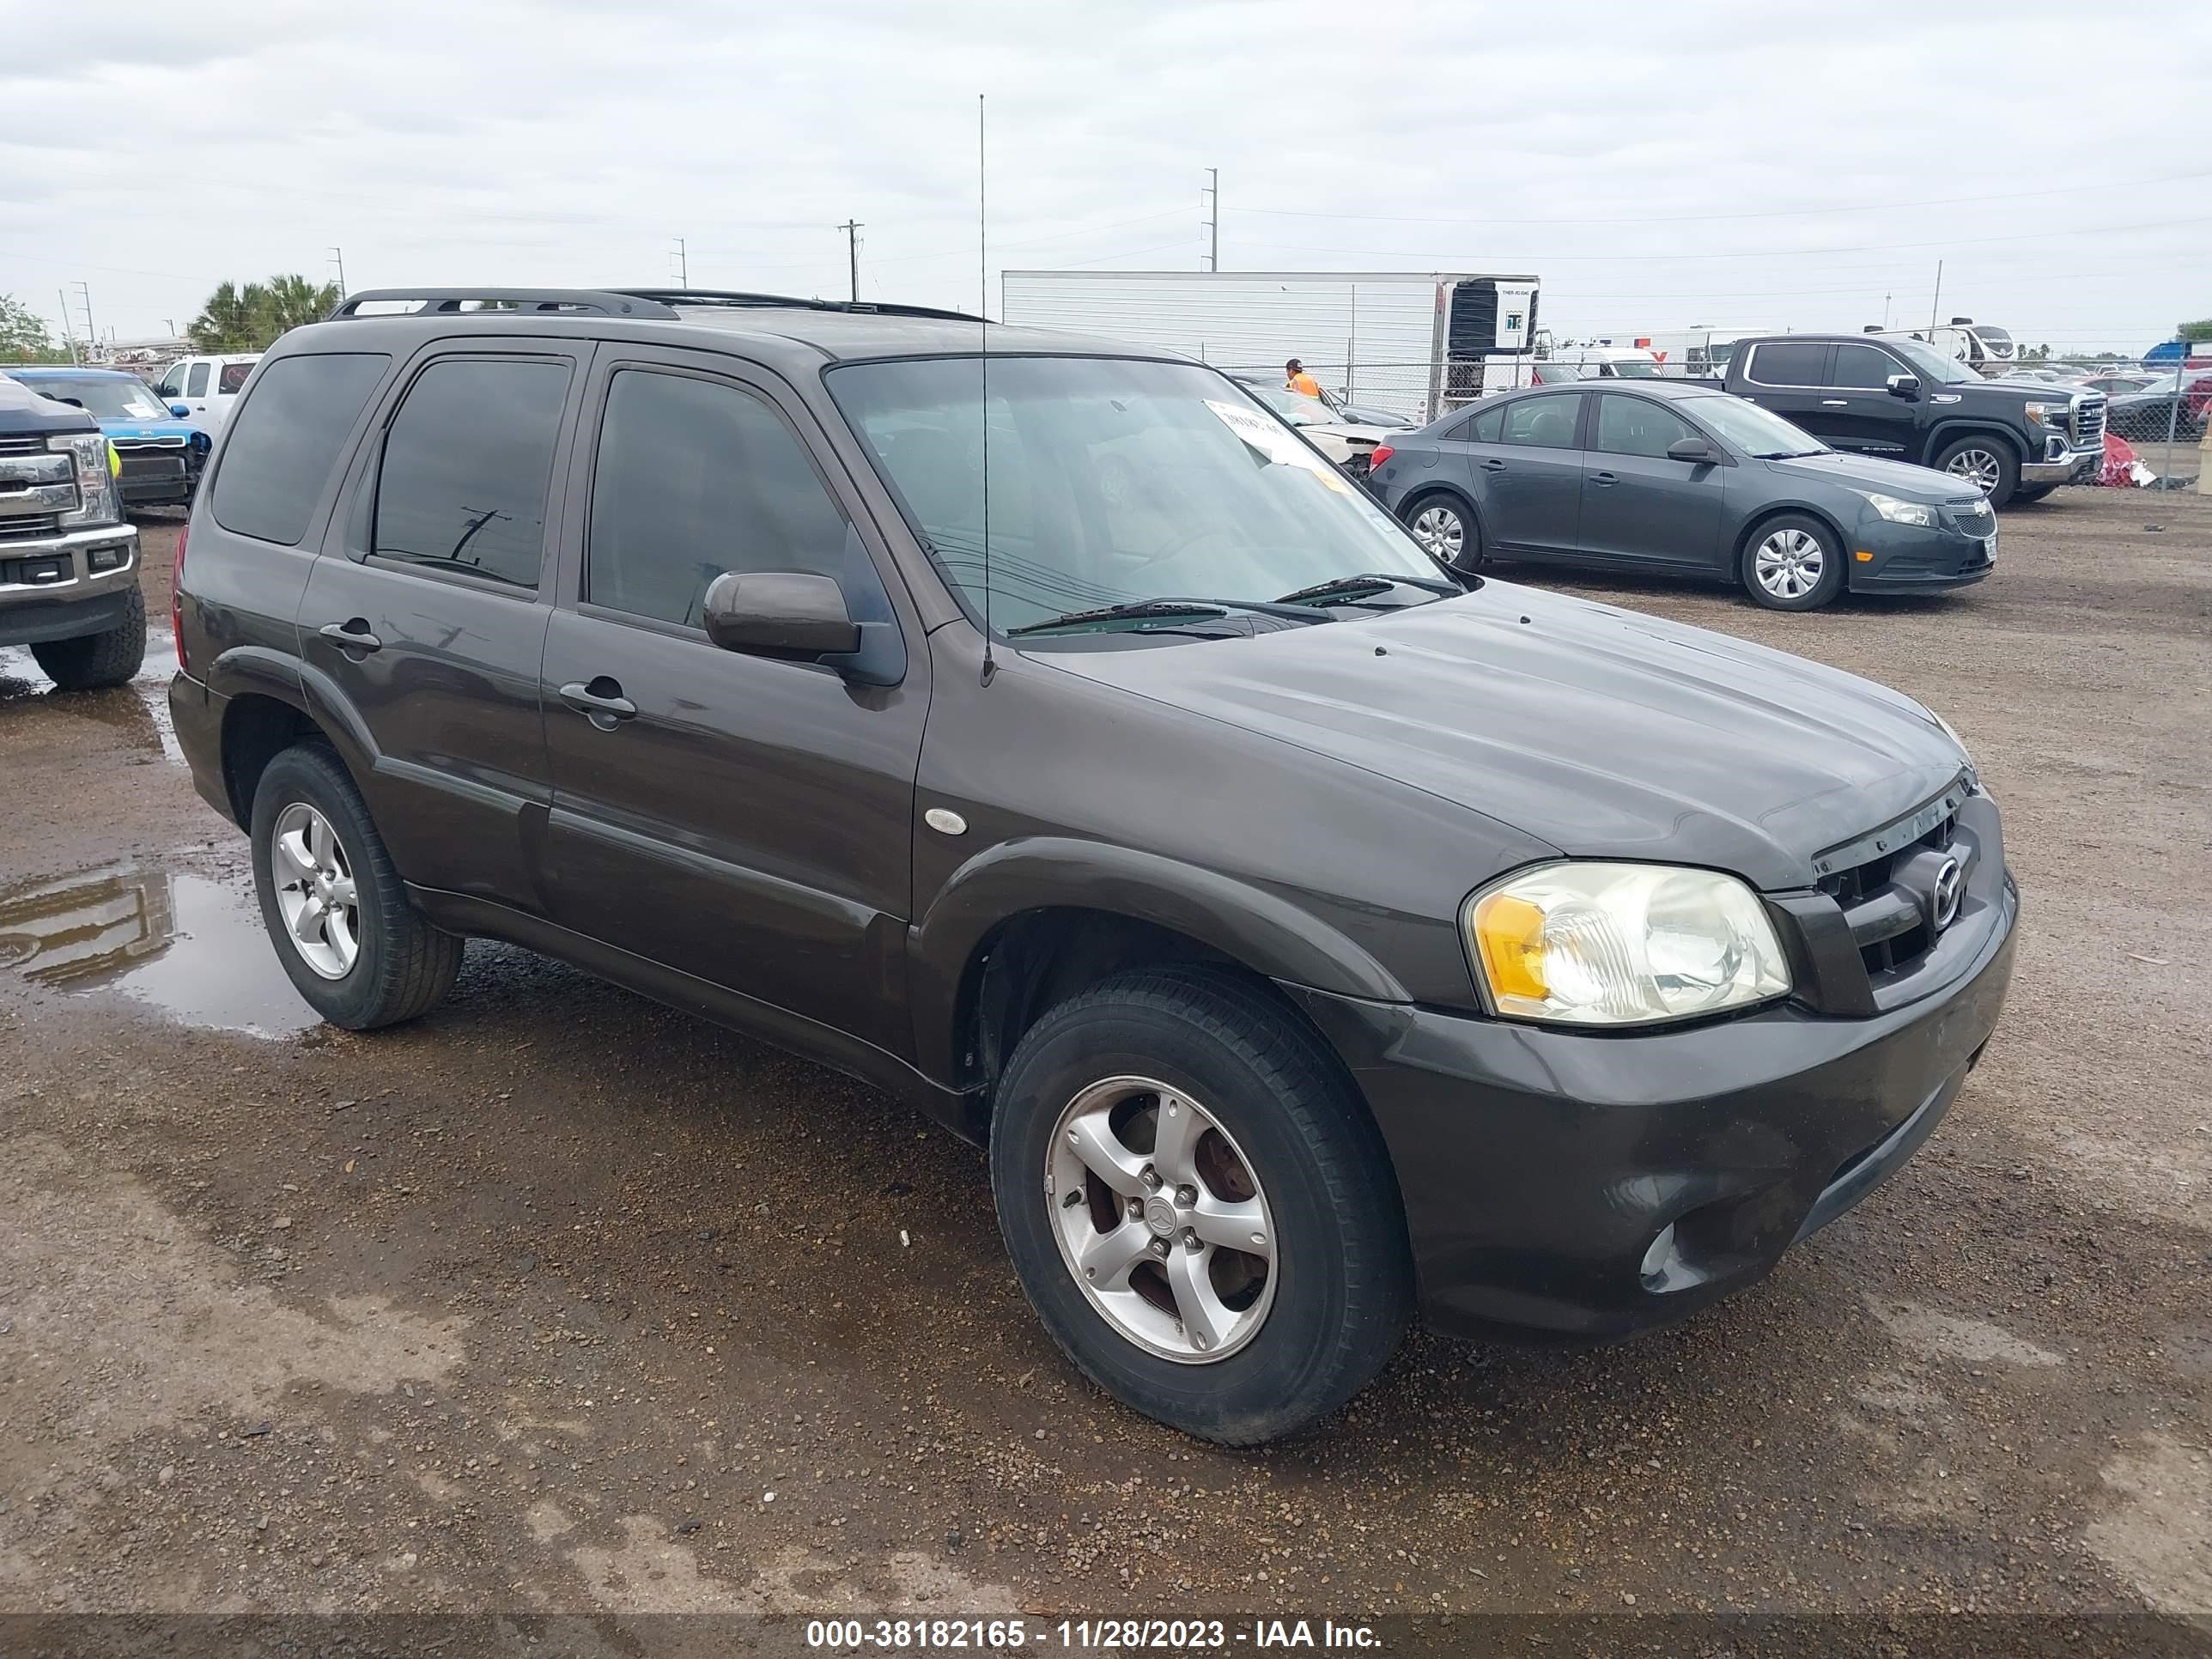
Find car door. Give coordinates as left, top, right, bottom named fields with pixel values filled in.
left=537, top=349, right=928, bottom=1055
left=1819, top=342, right=1922, bottom=458
left=180, top=359, right=214, bottom=421
left=298, top=341, right=583, bottom=915
left=1577, top=393, right=1727, bottom=570
left=1464, top=392, right=1586, bottom=555
left=1735, top=341, right=1836, bottom=443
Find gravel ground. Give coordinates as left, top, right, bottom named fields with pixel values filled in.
left=0, top=491, right=2206, bottom=1655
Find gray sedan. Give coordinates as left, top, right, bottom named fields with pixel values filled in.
left=1367, top=381, right=1998, bottom=611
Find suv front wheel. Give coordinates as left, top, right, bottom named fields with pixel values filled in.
left=250, top=743, right=463, bottom=1029
left=989, top=966, right=1413, bottom=1444
left=1934, top=434, right=2020, bottom=507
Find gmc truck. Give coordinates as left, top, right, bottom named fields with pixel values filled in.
left=1696, top=333, right=2105, bottom=507
left=0, top=376, right=144, bottom=690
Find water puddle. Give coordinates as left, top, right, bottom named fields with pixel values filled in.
left=0, top=860, right=319, bottom=1038
left=0, top=631, right=184, bottom=764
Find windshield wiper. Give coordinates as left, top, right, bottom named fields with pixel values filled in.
left=1007, top=598, right=1330, bottom=637
left=1273, top=571, right=1463, bottom=606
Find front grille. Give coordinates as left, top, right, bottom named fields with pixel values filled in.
left=0, top=434, right=46, bottom=458
left=2072, top=398, right=2106, bottom=449
left=0, top=512, right=64, bottom=544
left=118, top=453, right=186, bottom=481
left=1943, top=498, right=1995, bottom=536
left=111, top=436, right=186, bottom=452
left=1815, top=790, right=1969, bottom=980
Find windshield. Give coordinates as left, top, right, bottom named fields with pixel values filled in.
left=1884, top=337, right=1980, bottom=386
left=1236, top=380, right=1338, bottom=427
left=15, top=375, right=173, bottom=422
left=1607, top=359, right=1660, bottom=379
left=1975, top=325, right=2013, bottom=346
left=827, top=356, right=1441, bottom=635
left=1680, top=392, right=1828, bottom=459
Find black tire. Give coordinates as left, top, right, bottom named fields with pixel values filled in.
left=989, top=965, right=1413, bottom=1444
left=2012, top=484, right=2057, bottom=503
left=249, top=743, right=463, bottom=1030
left=1933, top=432, right=2021, bottom=508
left=1401, top=489, right=1482, bottom=574
left=29, top=586, right=146, bottom=691
left=1739, top=512, right=1845, bottom=611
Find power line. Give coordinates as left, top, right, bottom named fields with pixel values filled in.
left=1228, top=167, right=2212, bottom=228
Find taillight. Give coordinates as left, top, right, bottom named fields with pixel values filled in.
left=1368, top=443, right=1395, bottom=472
left=171, top=520, right=188, bottom=675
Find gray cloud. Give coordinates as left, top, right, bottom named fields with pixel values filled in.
left=3, top=0, right=2206, bottom=349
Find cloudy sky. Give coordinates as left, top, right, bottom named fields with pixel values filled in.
left=4, top=0, right=2207, bottom=354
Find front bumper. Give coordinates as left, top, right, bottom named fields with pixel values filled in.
left=1846, top=516, right=1996, bottom=592
left=2020, top=445, right=2102, bottom=486
left=0, top=524, right=140, bottom=647
left=1287, top=862, right=2018, bottom=1340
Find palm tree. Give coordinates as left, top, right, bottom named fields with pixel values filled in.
left=258, top=274, right=340, bottom=337
left=185, top=282, right=260, bottom=352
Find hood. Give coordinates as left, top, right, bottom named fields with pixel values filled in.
left=99, top=419, right=204, bottom=442
left=0, top=380, right=98, bottom=436
left=1037, top=581, right=1968, bottom=891
left=1763, top=450, right=1970, bottom=500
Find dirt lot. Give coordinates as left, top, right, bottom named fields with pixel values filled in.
left=1, top=491, right=2207, bottom=1656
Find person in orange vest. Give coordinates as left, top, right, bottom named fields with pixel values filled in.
left=1285, top=358, right=1324, bottom=401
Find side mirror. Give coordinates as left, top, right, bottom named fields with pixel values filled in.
left=1886, top=374, right=1921, bottom=399
left=1667, top=435, right=1718, bottom=464
left=702, top=570, right=861, bottom=659
left=170, top=403, right=191, bottom=419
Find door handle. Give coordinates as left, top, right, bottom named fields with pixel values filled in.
left=319, top=619, right=382, bottom=653
left=1590, top=471, right=1617, bottom=485
left=1480, top=458, right=1508, bottom=470
left=558, top=678, right=638, bottom=728
left=1820, top=399, right=1849, bottom=407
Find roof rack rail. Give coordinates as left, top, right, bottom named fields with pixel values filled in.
left=326, top=289, right=679, bottom=320
left=615, top=289, right=988, bottom=325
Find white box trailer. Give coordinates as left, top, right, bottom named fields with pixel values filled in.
left=1000, top=270, right=1540, bottom=423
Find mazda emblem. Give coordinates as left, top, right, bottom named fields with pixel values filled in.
left=1930, top=857, right=1964, bottom=932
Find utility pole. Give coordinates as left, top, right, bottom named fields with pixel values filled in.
left=1201, top=167, right=1219, bottom=271
left=671, top=238, right=688, bottom=287
left=73, top=283, right=97, bottom=360
left=330, top=246, right=348, bottom=295
left=1929, top=260, right=1942, bottom=335
left=836, top=220, right=863, bottom=303
left=57, top=289, right=79, bottom=363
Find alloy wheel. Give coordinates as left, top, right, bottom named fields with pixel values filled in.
left=1409, top=503, right=1465, bottom=562
left=1944, top=447, right=2002, bottom=495
left=271, top=801, right=361, bottom=980
left=1045, top=1075, right=1277, bottom=1364
left=1753, top=527, right=1826, bottom=600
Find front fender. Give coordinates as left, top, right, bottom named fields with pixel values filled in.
left=906, top=835, right=1413, bottom=1085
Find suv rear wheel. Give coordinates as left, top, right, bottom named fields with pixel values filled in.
left=989, top=966, right=1412, bottom=1444
left=250, top=743, right=463, bottom=1029
left=1934, top=434, right=2020, bottom=507
left=30, top=586, right=147, bottom=691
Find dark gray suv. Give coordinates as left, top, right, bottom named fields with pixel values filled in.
left=169, top=289, right=2018, bottom=1443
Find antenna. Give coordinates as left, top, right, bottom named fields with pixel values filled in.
left=978, top=93, right=996, bottom=687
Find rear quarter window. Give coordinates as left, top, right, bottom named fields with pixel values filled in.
left=210, top=353, right=391, bottom=546
left=218, top=361, right=254, bottom=394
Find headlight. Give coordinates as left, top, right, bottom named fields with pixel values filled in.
left=1465, top=862, right=1791, bottom=1028
left=2024, top=401, right=2063, bottom=426
left=1862, top=491, right=1939, bottom=527
left=50, top=433, right=121, bottom=528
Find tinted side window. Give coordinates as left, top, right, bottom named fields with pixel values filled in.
left=1747, top=343, right=1826, bottom=386
left=1595, top=395, right=1698, bottom=459
left=1466, top=404, right=1504, bottom=442
left=185, top=362, right=210, bottom=398
left=1500, top=394, right=1582, bottom=449
left=218, top=361, right=254, bottom=394
left=587, top=368, right=862, bottom=628
left=373, top=359, right=569, bottom=590
left=1831, top=343, right=1904, bottom=390
left=210, top=352, right=391, bottom=547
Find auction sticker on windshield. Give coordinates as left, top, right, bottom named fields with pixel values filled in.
left=1205, top=398, right=1355, bottom=495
